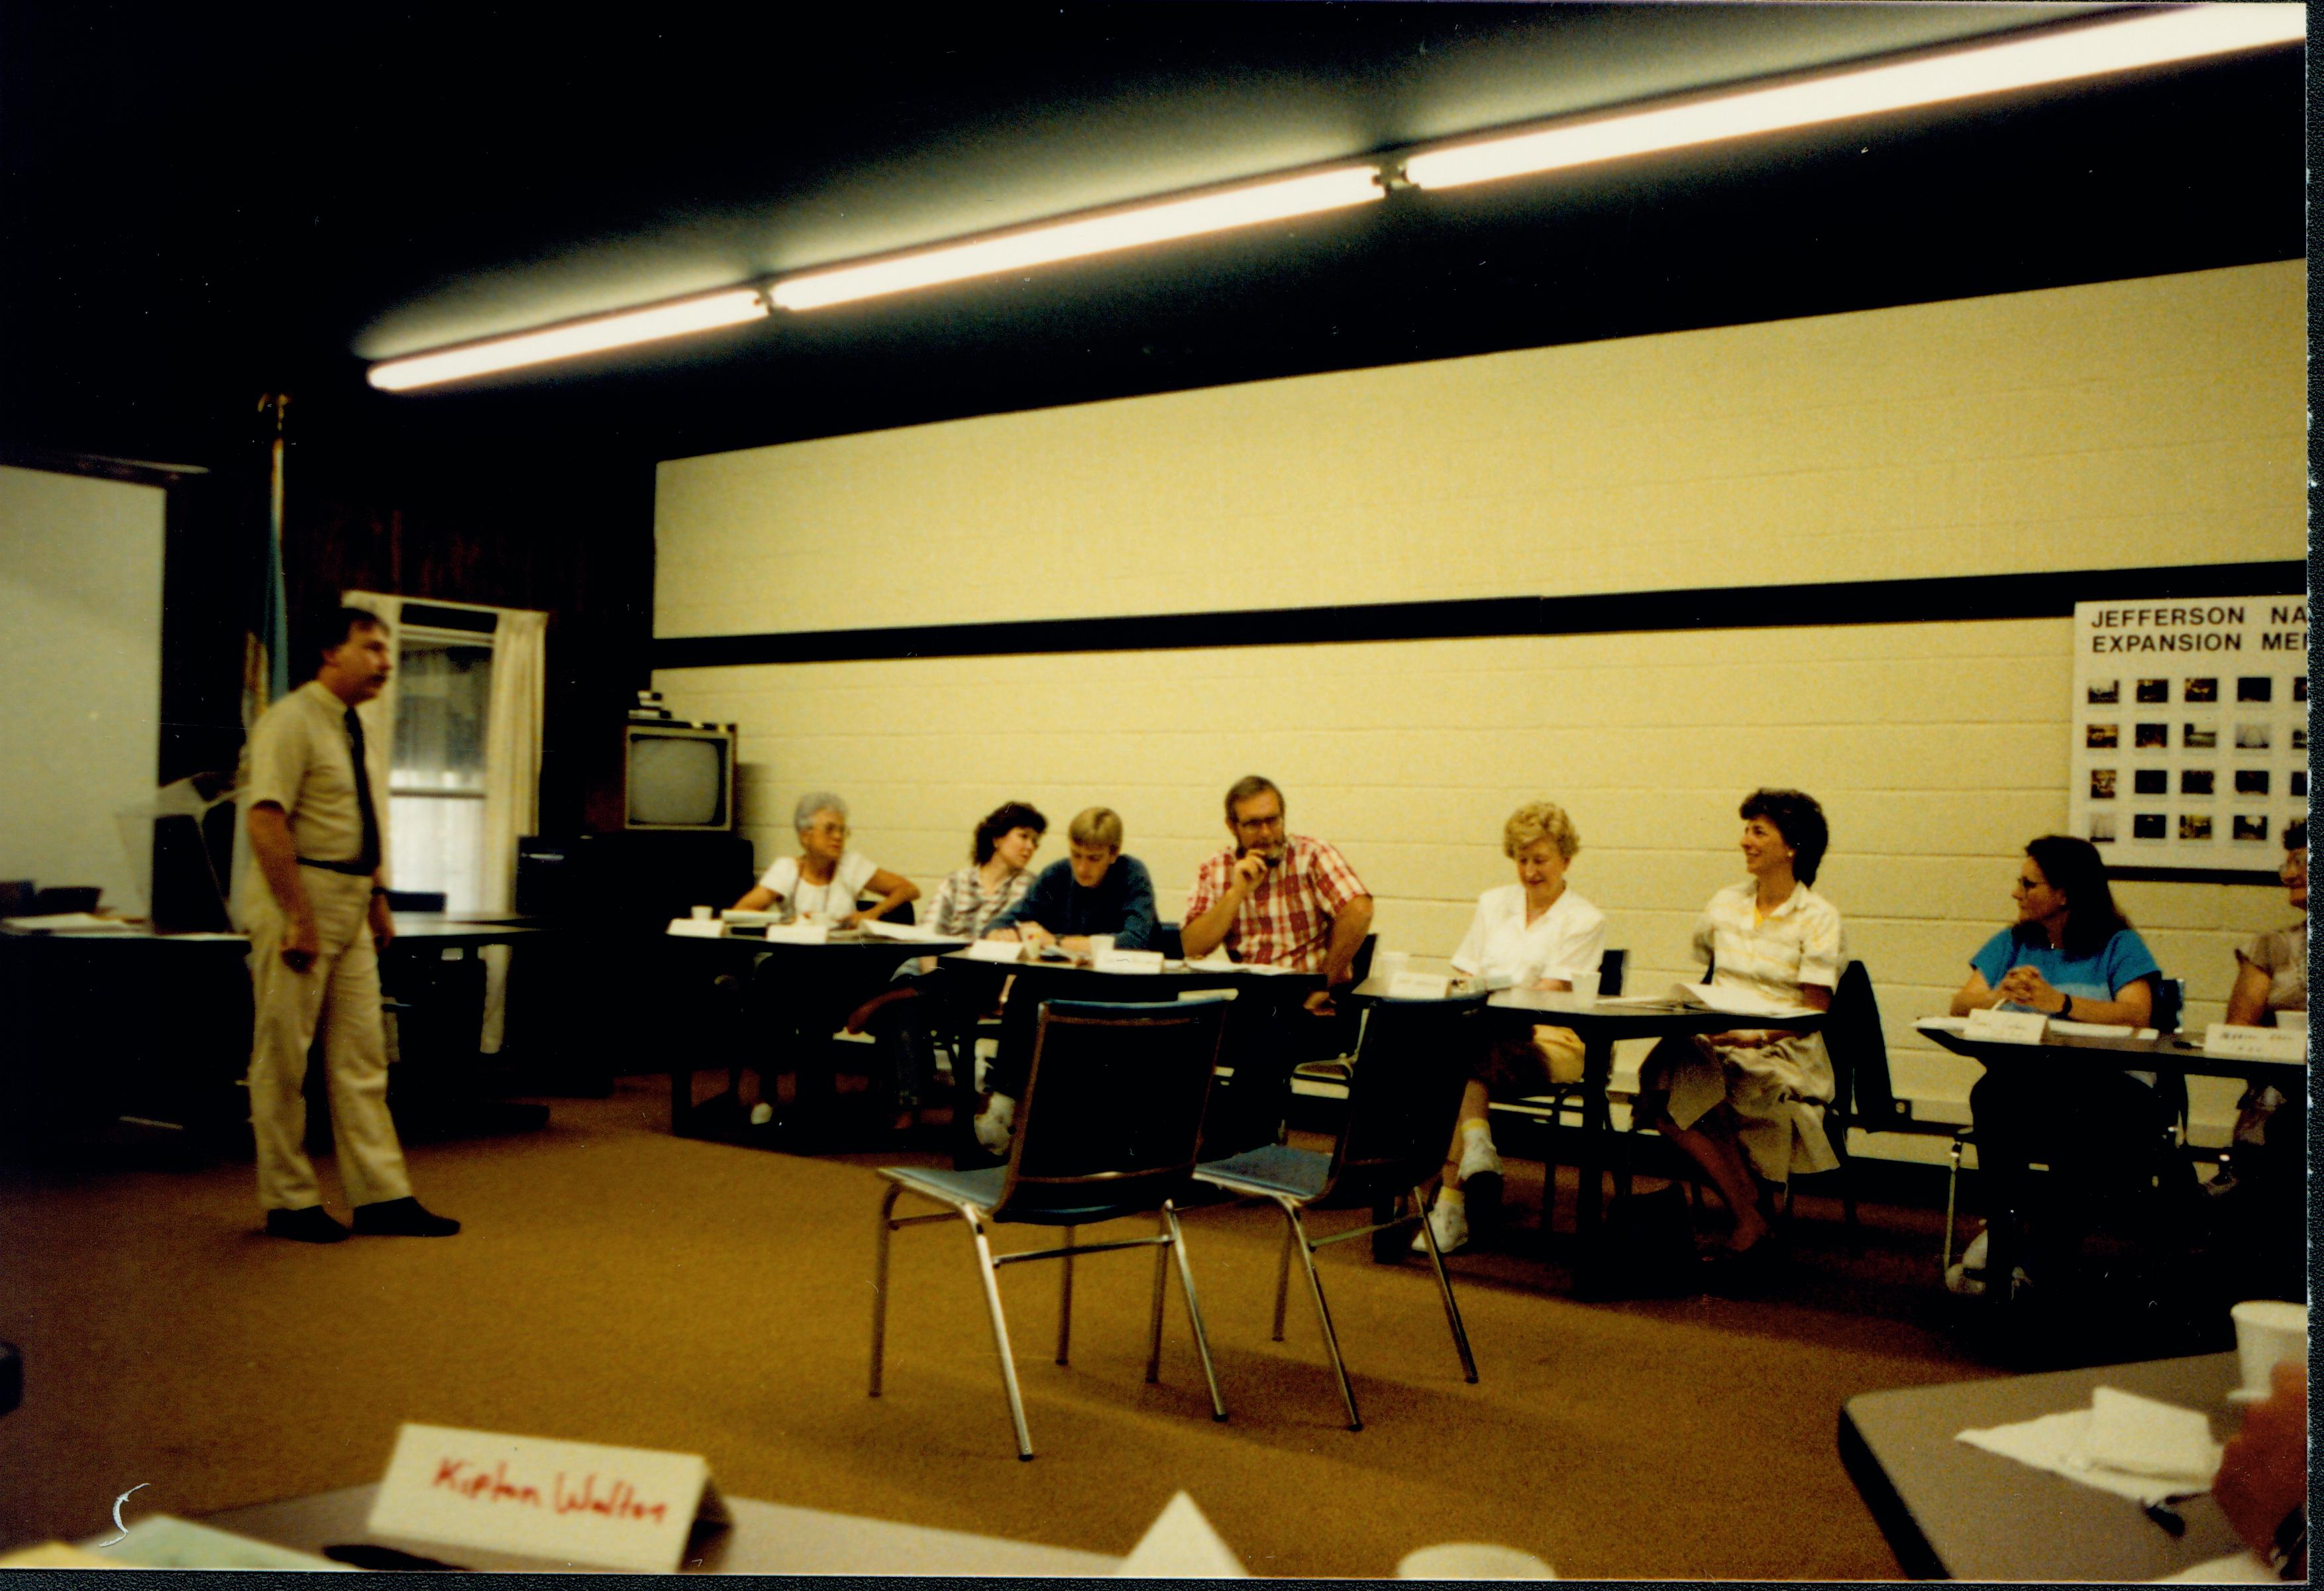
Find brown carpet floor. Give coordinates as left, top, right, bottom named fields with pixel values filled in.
left=0, top=1081, right=2009, bottom=1578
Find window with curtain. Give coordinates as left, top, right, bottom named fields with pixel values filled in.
left=389, top=626, right=495, bottom=911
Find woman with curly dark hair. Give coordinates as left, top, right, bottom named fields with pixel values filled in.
left=1637, top=789, right=1844, bottom=1278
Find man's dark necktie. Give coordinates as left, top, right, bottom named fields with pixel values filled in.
left=344, top=707, right=382, bottom=875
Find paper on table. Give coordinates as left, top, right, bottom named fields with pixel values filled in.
left=1667, top=982, right=1817, bottom=1019
left=3, top=912, right=133, bottom=933
left=1116, top=1492, right=1245, bottom=1578
left=1957, top=1392, right=2220, bottom=1507
left=859, top=918, right=941, bottom=942
left=1916, top=1015, right=1970, bottom=1034
left=2082, top=1386, right=2225, bottom=1482
left=2050, top=1018, right=2138, bottom=1039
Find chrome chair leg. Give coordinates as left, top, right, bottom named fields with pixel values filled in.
left=1412, top=1183, right=1478, bottom=1384
left=964, top=1213, right=1035, bottom=1460
left=1162, top=1202, right=1228, bottom=1423
left=1285, top=1202, right=1361, bottom=1431
left=1146, top=1209, right=1171, bottom=1384
left=1057, top=1225, right=1075, bottom=1366
left=1942, top=1137, right=1964, bottom=1272
left=1270, top=1219, right=1294, bottom=1343
left=870, top=1181, right=902, bottom=1397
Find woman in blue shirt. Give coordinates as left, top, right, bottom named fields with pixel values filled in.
left=1949, top=834, right=2164, bottom=1300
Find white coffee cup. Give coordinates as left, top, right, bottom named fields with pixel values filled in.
left=1397, top=1543, right=1555, bottom=1580
left=1565, top=969, right=1602, bottom=1006
left=2231, top=1299, right=2306, bottom=1396
left=690, top=905, right=715, bottom=920
left=1371, top=951, right=1410, bottom=987
left=1086, top=935, right=1116, bottom=961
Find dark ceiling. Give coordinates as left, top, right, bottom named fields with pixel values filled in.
left=0, top=3, right=2305, bottom=469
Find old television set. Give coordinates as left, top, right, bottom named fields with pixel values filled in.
left=621, top=724, right=735, bottom=832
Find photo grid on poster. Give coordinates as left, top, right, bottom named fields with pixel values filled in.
left=2072, top=596, right=2307, bottom=871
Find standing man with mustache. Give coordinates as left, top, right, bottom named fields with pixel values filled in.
left=1181, top=775, right=1373, bottom=1154
left=238, top=606, right=458, bottom=1242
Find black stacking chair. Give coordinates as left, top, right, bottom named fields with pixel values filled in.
left=869, top=997, right=1230, bottom=1460
left=1192, top=992, right=1483, bottom=1431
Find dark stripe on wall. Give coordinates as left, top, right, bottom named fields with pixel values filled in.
left=652, top=561, right=2305, bottom=669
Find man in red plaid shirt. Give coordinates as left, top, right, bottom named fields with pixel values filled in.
left=1183, top=775, right=1373, bottom=1152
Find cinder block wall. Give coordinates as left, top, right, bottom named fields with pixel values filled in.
left=653, top=260, right=2305, bottom=1141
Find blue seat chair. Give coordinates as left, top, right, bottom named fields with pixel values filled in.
left=1192, top=992, right=1483, bottom=1431
left=869, top=997, right=1230, bottom=1460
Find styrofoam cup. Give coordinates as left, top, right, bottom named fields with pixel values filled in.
left=690, top=905, right=714, bottom=920
left=2232, top=1299, right=2306, bottom=1394
left=1086, top=935, right=1115, bottom=960
left=1397, top=1543, right=1554, bottom=1579
left=1565, top=969, right=1602, bottom=1006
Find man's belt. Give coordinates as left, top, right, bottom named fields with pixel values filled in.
left=297, top=856, right=374, bottom=877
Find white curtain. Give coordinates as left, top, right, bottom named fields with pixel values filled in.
left=477, top=608, right=547, bottom=1052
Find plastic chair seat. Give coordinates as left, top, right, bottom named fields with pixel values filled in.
left=1194, top=1143, right=1332, bottom=1203
left=881, top=1164, right=1155, bottom=1228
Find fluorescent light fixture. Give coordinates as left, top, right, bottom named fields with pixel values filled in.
left=367, top=288, right=770, bottom=391
left=1402, top=4, right=2307, bottom=190
left=772, top=165, right=1384, bottom=311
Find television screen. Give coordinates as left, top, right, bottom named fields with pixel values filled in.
left=627, top=732, right=729, bottom=828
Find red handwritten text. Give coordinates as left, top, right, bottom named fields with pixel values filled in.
left=432, top=1457, right=543, bottom=1508
left=553, top=1471, right=669, bottom=1525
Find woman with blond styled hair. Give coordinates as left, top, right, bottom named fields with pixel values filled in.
left=1416, top=798, right=1606, bottom=1256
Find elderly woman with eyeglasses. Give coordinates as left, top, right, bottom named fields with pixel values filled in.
left=725, top=791, right=921, bottom=1132
left=731, top=791, right=918, bottom=926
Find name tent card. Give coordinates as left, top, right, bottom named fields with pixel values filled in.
left=368, top=1423, right=726, bottom=1572
left=2202, top=1023, right=2306, bottom=1063
left=1094, top=948, right=1165, bottom=975
left=1964, top=1007, right=2050, bottom=1045
left=963, top=939, right=1026, bottom=963
left=1387, top=971, right=1454, bottom=1000
left=664, top=917, right=726, bottom=939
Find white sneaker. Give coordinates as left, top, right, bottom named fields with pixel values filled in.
left=1943, top=1225, right=1990, bottom=1295
left=1455, top=1125, right=1503, bottom=1185
left=1412, top=1197, right=1469, bottom=1256
left=973, top=1094, right=1016, bottom=1154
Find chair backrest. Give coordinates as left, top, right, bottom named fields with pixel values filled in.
left=861, top=896, right=916, bottom=927
left=1149, top=920, right=1184, bottom=959
left=1824, top=959, right=1901, bottom=1133
left=1599, top=948, right=1626, bottom=998
left=2150, top=975, right=2184, bottom=1035
left=996, top=997, right=1228, bottom=1225
left=1347, top=932, right=1378, bottom=987
left=1310, top=993, right=1483, bottom=1210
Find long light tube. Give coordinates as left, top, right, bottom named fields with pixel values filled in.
left=1402, top=4, right=2306, bottom=190
left=366, top=288, right=771, bottom=391
left=771, top=166, right=1384, bottom=311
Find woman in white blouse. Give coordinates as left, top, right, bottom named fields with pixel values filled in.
left=730, top=791, right=918, bottom=924
left=1417, top=800, right=1606, bottom=1256
left=1638, top=788, right=1843, bottom=1280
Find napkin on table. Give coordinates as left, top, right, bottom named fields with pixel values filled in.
left=1957, top=1387, right=2221, bottom=1508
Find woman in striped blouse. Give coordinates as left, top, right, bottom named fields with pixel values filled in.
left=1637, top=789, right=1844, bottom=1278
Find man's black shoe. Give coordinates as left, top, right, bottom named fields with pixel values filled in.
left=264, top=1205, right=350, bottom=1244
left=352, top=1197, right=461, bottom=1237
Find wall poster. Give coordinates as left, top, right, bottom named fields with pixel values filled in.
left=2072, top=595, right=2307, bottom=872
